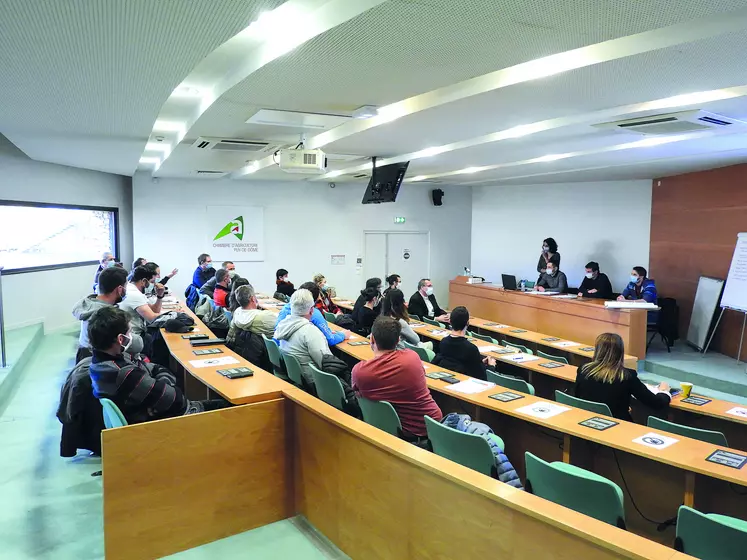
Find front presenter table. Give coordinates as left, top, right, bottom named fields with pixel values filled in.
left=448, top=279, right=649, bottom=359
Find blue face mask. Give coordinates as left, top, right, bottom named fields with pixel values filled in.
left=205, top=262, right=213, bottom=270
left=106, top=260, right=116, bottom=268
left=630, top=275, right=639, bottom=284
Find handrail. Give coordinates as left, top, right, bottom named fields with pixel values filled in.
left=0, top=266, right=5, bottom=367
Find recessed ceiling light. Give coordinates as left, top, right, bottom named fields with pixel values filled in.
left=410, top=175, right=427, bottom=181
left=145, top=142, right=171, bottom=153
left=352, top=106, right=379, bottom=119
left=458, top=167, right=486, bottom=174
left=412, top=146, right=448, bottom=159
left=532, top=153, right=572, bottom=163
left=139, top=157, right=161, bottom=165
left=325, top=170, right=345, bottom=178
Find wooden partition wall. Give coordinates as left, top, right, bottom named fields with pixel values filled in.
left=650, top=164, right=747, bottom=358
left=101, top=399, right=292, bottom=560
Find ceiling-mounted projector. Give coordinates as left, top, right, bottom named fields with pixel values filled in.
left=278, top=148, right=328, bottom=174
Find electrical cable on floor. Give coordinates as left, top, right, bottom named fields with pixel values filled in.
left=613, top=449, right=671, bottom=526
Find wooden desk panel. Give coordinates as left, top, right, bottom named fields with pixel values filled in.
left=448, top=280, right=649, bottom=359
left=288, top=391, right=682, bottom=560
left=102, top=399, right=291, bottom=560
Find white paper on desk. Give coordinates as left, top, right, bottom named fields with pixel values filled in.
left=552, top=341, right=580, bottom=348
left=604, top=301, right=657, bottom=309
left=499, top=353, right=540, bottom=363
left=429, top=329, right=449, bottom=336
left=527, top=291, right=554, bottom=295
left=515, top=402, right=570, bottom=419
left=445, top=378, right=495, bottom=394
left=188, top=356, right=240, bottom=369
left=726, top=406, right=747, bottom=418
left=632, top=432, right=679, bottom=449
left=410, top=323, right=427, bottom=328
left=484, top=324, right=509, bottom=329
left=477, top=345, right=501, bottom=354
left=551, top=294, right=577, bottom=299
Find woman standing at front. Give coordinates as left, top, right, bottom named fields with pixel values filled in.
left=575, top=333, right=671, bottom=421
left=537, top=237, right=560, bottom=278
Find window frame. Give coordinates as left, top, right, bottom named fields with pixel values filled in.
left=0, top=199, right=120, bottom=275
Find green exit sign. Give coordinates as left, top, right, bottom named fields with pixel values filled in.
left=394, top=217, right=406, bottom=224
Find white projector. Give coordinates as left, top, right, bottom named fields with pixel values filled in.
left=278, top=149, right=328, bottom=174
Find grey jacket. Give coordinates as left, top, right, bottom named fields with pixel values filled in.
left=536, top=270, right=568, bottom=293
left=398, top=318, right=421, bottom=346
left=72, top=295, right=143, bottom=353
left=274, top=315, right=332, bottom=384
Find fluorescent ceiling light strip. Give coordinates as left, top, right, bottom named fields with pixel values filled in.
left=300, top=7, right=747, bottom=153
left=466, top=144, right=747, bottom=186
left=403, top=131, right=716, bottom=182
left=139, top=157, right=161, bottom=165
left=309, top=84, right=747, bottom=181
left=146, top=0, right=387, bottom=175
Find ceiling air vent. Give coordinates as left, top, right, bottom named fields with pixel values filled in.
left=594, top=110, right=747, bottom=136
left=192, top=137, right=281, bottom=153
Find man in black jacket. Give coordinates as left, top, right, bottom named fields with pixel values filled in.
left=408, top=278, right=449, bottom=321
left=577, top=261, right=613, bottom=299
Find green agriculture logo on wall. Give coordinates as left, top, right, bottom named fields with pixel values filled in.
left=213, top=216, right=244, bottom=241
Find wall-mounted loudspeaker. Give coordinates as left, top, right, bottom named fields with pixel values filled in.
left=431, top=189, right=444, bottom=206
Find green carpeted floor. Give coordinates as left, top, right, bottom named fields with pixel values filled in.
left=0, top=331, right=346, bottom=559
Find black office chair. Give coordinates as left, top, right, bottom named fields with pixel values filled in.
left=647, top=297, right=678, bottom=352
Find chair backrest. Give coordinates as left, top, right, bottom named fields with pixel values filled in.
left=525, top=452, right=625, bottom=528
left=281, top=352, right=305, bottom=387
left=100, top=398, right=128, bottom=429
left=501, top=340, right=532, bottom=355
left=524, top=281, right=535, bottom=289
left=469, top=331, right=498, bottom=344
left=422, top=317, right=445, bottom=328
left=309, top=364, right=347, bottom=410
left=656, top=297, right=679, bottom=339
left=261, top=334, right=284, bottom=373
left=358, top=397, right=402, bottom=437
left=555, top=390, right=613, bottom=416
left=323, top=311, right=337, bottom=322
left=675, top=506, right=747, bottom=558
left=486, top=370, right=535, bottom=395
left=424, top=416, right=496, bottom=477
left=537, top=350, right=568, bottom=364
left=409, top=314, right=421, bottom=321
left=403, top=341, right=433, bottom=362
left=647, top=416, right=728, bottom=447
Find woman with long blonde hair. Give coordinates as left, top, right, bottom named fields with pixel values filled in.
left=574, top=333, right=671, bottom=421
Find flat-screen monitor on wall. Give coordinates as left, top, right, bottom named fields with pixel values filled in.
left=361, top=161, right=409, bottom=204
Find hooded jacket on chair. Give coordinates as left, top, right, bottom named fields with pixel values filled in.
left=56, top=358, right=104, bottom=457
left=441, top=413, right=523, bottom=489
left=72, top=295, right=144, bottom=355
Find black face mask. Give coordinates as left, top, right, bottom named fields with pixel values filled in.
left=115, top=287, right=125, bottom=304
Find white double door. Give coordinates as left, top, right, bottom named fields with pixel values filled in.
left=363, top=232, right=430, bottom=296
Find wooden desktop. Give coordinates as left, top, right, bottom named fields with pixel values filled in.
left=449, top=277, right=650, bottom=359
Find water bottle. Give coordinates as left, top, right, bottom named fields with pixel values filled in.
left=519, top=279, right=526, bottom=291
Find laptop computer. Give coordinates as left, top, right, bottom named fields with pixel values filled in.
left=501, top=274, right=518, bottom=291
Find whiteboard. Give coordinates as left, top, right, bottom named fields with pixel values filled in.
left=721, top=232, right=747, bottom=312
left=686, top=276, right=724, bottom=351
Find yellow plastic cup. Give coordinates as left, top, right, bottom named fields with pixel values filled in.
left=680, top=382, right=693, bottom=398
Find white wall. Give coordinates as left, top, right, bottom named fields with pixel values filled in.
left=471, top=181, right=652, bottom=292
left=132, top=175, right=472, bottom=305
left=0, top=136, right=133, bottom=331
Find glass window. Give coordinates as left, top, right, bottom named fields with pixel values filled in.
left=0, top=202, right=117, bottom=272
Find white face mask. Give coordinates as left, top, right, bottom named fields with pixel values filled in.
left=120, top=333, right=133, bottom=353
left=425, top=286, right=434, bottom=296
left=546, top=268, right=554, bottom=276
left=585, top=272, right=594, bottom=279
